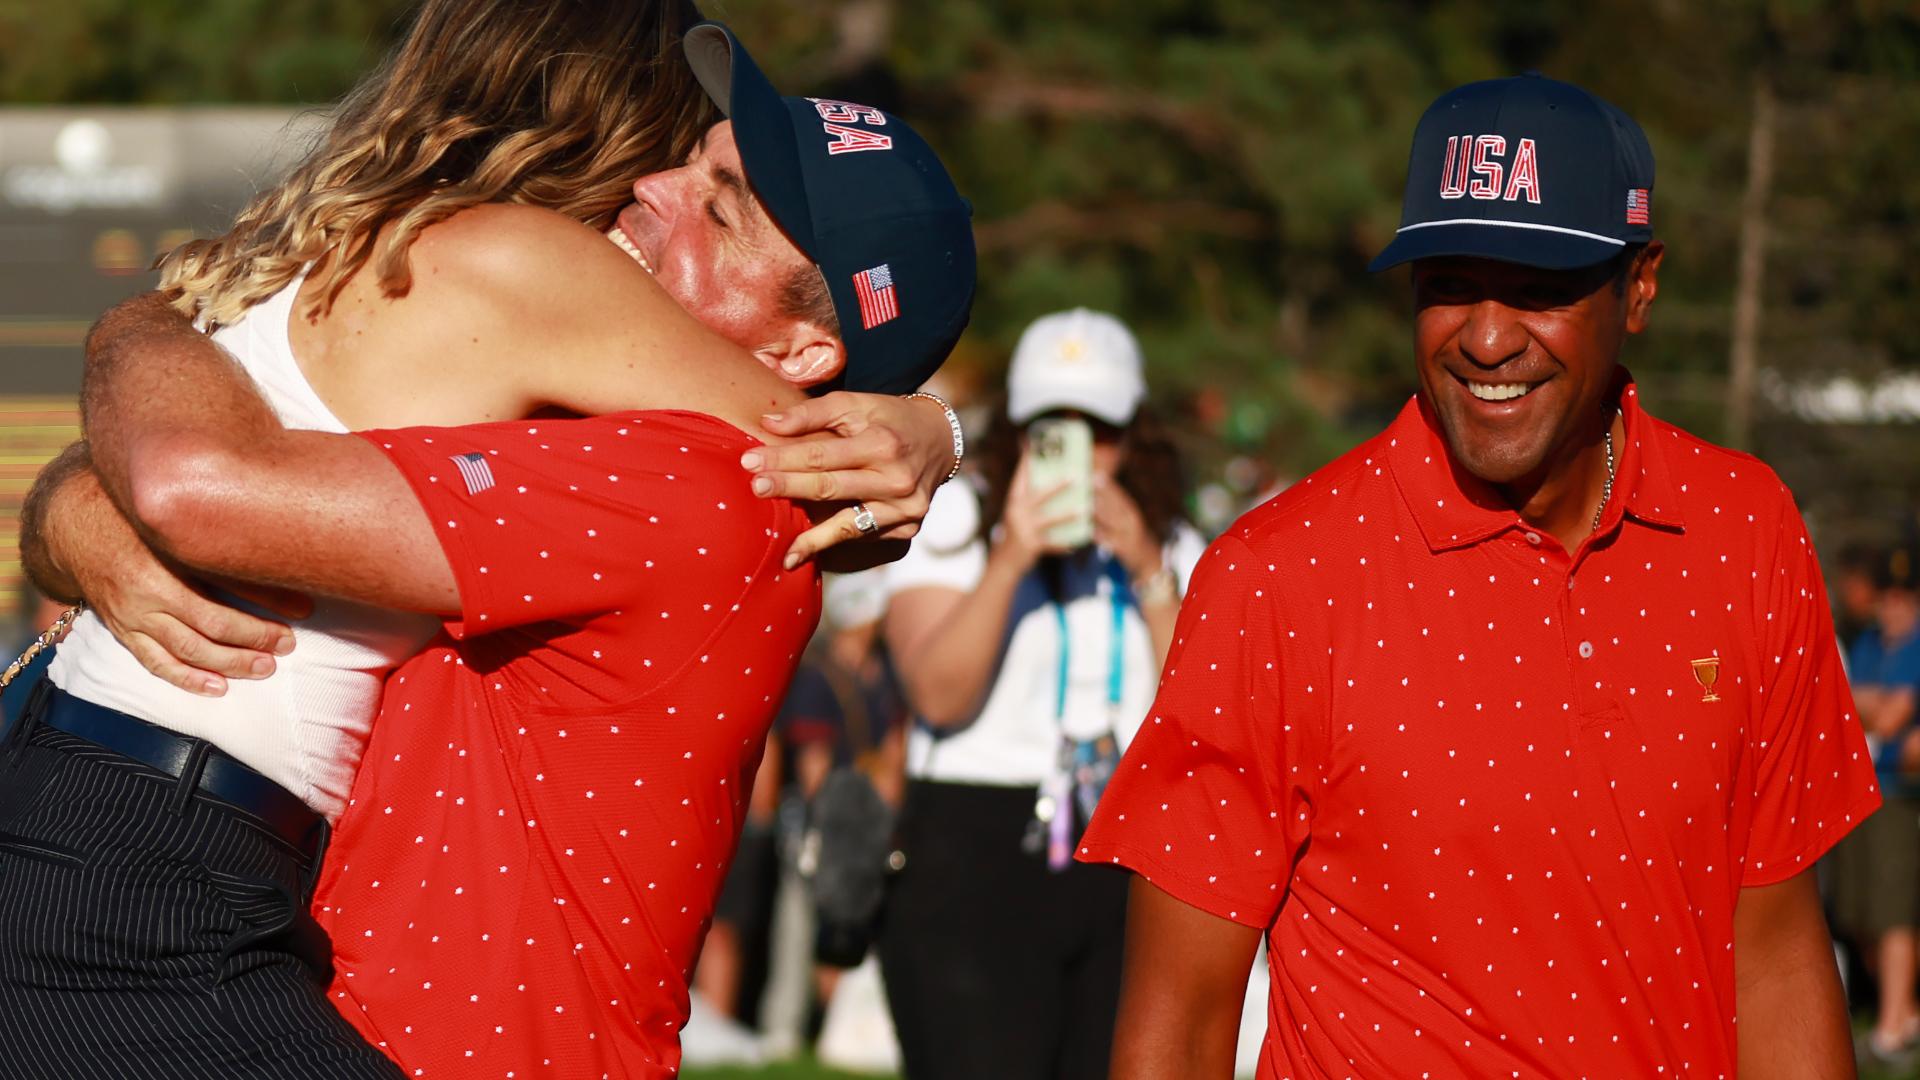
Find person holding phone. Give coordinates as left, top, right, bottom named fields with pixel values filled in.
left=879, top=309, right=1205, bottom=1080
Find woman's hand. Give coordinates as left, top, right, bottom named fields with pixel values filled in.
left=749, top=392, right=960, bottom=568
left=996, top=458, right=1077, bottom=570
left=1093, top=475, right=1162, bottom=580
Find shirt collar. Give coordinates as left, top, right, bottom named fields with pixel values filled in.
left=1387, top=371, right=1686, bottom=554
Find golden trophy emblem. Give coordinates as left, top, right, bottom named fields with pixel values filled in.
left=1690, top=657, right=1722, bottom=703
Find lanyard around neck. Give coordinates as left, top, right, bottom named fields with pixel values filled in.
left=1052, top=559, right=1130, bottom=724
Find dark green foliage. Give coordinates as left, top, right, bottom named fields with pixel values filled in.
left=3, top=0, right=1914, bottom=534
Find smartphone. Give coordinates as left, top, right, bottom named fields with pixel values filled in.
left=1025, top=416, right=1094, bottom=549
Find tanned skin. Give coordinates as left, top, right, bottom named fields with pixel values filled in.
left=1114, top=247, right=1852, bottom=1080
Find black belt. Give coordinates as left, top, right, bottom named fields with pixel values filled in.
left=24, top=682, right=324, bottom=857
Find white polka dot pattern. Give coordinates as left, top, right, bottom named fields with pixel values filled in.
left=317, top=411, right=821, bottom=1077
left=1077, top=385, right=1879, bottom=1079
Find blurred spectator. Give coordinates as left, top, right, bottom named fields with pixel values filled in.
left=697, top=709, right=789, bottom=1023
left=1827, top=546, right=1920, bottom=1069
left=701, top=570, right=913, bottom=1053
left=878, top=309, right=1204, bottom=1080
left=1836, top=543, right=1887, bottom=651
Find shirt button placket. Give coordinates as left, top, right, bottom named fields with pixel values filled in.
left=1550, top=550, right=1590, bottom=718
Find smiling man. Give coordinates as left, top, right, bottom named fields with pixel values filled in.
left=605, top=120, right=847, bottom=388
left=1082, top=74, right=1876, bottom=1079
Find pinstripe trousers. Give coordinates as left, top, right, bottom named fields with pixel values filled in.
left=0, top=695, right=402, bottom=1078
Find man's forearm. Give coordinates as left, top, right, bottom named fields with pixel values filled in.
left=1864, top=692, right=1915, bottom=740
left=20, top=442, right=116, bottom=604
left=81, top=291, right=281, bottom=512
left=73, top=292, right=457, bottom=613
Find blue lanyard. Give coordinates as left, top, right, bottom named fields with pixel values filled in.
left=1052, top=559, right=1130, bottom=725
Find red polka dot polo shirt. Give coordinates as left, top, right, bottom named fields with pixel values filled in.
left=313, top=410, right=819, bottom=1079
left=1079, top=381, right=1878, bottom=1079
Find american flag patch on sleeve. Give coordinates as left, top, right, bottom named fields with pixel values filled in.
left=1625, top=188, right=1651, bottom=226
left=852, top=263, right=899, bottom=331
left=451, top=452, right=495, bottom=495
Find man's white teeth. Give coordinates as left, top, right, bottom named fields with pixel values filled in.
left=1467, top=382, right=1535, bottom=402
left=607, top=226, right=654, bottom=275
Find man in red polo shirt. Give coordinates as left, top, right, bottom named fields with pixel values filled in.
left=1084, top=75, right=1876, bottom=1079
left=21, top=27, right=972, bottom=1080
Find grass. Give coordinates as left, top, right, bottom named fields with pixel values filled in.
left=684, top=1014, right=1916, bottom=1079
left=683, top=1061, right=891, bottom=1080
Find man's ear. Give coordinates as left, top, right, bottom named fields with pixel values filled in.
left=755, top=323, right=846, bottom=389
left=1624, top=240, right=1665, bottom=335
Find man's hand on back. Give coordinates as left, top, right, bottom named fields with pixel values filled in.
left=20, top=441, right=299, bottom=695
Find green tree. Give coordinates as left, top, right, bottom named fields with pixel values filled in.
left=3, top=0, right=1914, bottom=538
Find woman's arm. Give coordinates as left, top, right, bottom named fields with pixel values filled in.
left=381, top=204, right=959, bottom=549
left=884, top=466, right=1067, bottom=727
left=1092, top=476, right=1181, bottom=667
left=885, top=563, right=1026, bottom=729
left=391, top=204, right=806, bottom=431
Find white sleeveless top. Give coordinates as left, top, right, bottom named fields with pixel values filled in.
left=50, top=277, right=441, bottom=821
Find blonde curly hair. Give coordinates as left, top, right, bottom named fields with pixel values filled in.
left=158, top=0, right=714, bottom=327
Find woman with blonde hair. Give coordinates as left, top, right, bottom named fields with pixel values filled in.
left=4, top=1, right=967, bottom=1075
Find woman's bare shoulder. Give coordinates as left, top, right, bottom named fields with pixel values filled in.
left=386, top=202, right=784, bottom=421
left=408, top=203, right=650, bottom=311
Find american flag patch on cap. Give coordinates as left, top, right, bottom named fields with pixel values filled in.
left=451, top=452, right=495, bottom=495
left=1625, top=188, right=1651, bottom=226
left=852, top=263, right=899, bottom=331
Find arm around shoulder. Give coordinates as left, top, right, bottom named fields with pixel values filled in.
left=76, top=294, right=457, bottom=612
left=124, top=426, right=459, bottom=615
left=401, top=204, right=803, bottom=430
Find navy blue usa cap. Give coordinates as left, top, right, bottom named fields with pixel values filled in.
left=1369, top=73, right=1655, bottom=272
left=684, top=22, right=976, bottom=395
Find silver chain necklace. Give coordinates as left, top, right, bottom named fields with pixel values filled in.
left=1591, top=411, right=1618, bottom=534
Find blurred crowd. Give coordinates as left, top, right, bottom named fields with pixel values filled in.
left=1828, top=541, right=1920, bottom=1072
left=679, top=308, right=1264, bottom=1077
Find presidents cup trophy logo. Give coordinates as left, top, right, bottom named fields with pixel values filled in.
left=1690, top=657, right=1722, bottom=703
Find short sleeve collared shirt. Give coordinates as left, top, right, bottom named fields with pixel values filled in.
left=1079, top=382, right=1878, bottom=1079
left=313, top=411, right=819, bottom=1079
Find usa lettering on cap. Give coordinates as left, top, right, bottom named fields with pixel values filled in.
left=1368, top=74, right=1657, bottom=272
left=811, top=99, right=893, bottom=155
left=1438, top=135, right=1542, bottom=204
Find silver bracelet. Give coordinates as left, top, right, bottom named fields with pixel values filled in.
left=903, top=390, right=965, bottom=483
